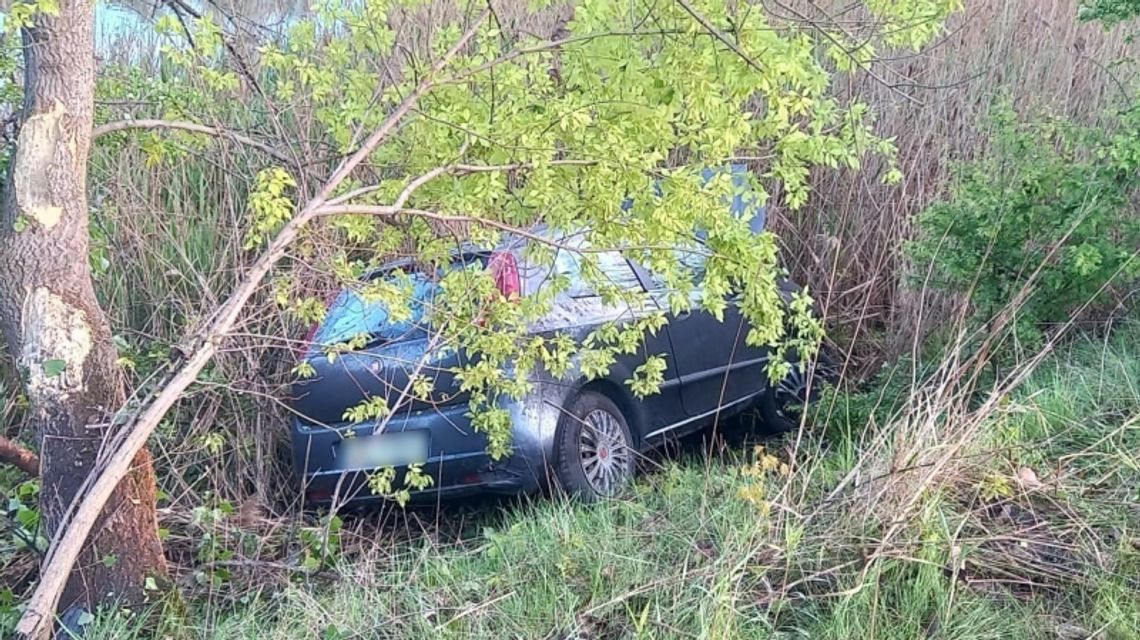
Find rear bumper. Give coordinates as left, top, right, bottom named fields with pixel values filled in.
left=297, top=464, right=533, bottom=506
left=291, top=392, right=567, bottom=506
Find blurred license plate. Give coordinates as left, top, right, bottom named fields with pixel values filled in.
left=339, top=431, right=429, bottom=469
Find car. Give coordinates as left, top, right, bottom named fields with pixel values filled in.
left=288, top=224, right=832, bottom=506
left=290, top=165, right=833, bottom=505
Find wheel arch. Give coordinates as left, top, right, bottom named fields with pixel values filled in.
left=575, top=377, right=645, bottom=447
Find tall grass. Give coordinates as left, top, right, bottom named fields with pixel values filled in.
left=79, top=320, right=1140, bottom=638
left=3, top=2, right=1138, bottom=634
left=47, top=0, right=1132, bottom=548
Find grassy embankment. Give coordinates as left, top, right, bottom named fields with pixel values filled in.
left=86, top=322, right=1140, bottom=639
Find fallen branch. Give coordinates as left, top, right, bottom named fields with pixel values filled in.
left=0, top=435, right=39, bottom=477
left=13, top=11, right=490, bottom=639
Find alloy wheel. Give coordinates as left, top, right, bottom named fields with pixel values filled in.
left=776, top=361, right=811, bottom=405
left=774, top=355, right=837, bottom=420
left=578, top=408, right=633, bottom=496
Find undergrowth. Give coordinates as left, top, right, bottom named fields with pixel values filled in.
left=72, top=320, right=1140, bottom=639
left=2, top=3, right=1139, bottom=638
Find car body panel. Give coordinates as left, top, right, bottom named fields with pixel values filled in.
left=290, top=270, right=692, bottom=505
left=665, top=298, right=770, bottom=418
left=291, top=337, right=466, bottom=427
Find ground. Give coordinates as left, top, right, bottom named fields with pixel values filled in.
left=72, top=320, right=1140, bottom=639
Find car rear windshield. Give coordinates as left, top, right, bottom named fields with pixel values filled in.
left=311, top=257, right=483, bottom=349
left=551, top=247, right=643, bottom=297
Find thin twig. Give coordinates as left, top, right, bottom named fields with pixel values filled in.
left=323, top=159, right=596, bottom=206
left=675, top=0, right=765, bottom=73
left=92, top=118, right=292, bottom=165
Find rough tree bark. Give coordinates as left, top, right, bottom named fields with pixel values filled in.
left=0, top=0, right=168, bottom=629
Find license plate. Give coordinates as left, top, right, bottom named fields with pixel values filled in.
left=339, top=430, right=429, bottom=469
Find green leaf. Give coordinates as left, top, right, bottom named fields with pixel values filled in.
left=42, top=359, right=66, bottom=378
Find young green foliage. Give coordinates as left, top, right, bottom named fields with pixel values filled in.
left=865, top=0, right=963, bottom=49
left=1080, top=0, right=1140, bottom=25
left=909, top=101, right=1140, bottom=350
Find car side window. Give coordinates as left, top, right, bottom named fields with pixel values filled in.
left=648, top=245, right=708, bottom=290
left=594, top=251, right=644, bottom=293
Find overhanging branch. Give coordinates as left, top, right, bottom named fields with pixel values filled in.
left=323, top=159, right=597, bottom=207
left=92, top=118, right=294, bottom=165
left=315, top=204, right=557, bottom=246
left=675, top=0, right=764, bottom=73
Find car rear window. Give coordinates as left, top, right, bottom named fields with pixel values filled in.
left=647, top=244, right=709, bottom=290
left=552, top=247, right=643, bottom=297
left=311, top=257, right=482, bottom=349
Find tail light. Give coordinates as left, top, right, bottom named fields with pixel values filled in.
left=297, top=323, right=320, bottom=358
left=488, top=251, right=520, bottom=300
left=296, top=289, right=340, bottom=358
left=475, top=251, right=521, bottom=327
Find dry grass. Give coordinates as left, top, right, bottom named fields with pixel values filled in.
left=65, top=0, right=1140, bottom=538
left=64, top=319, right=1140, bottom=638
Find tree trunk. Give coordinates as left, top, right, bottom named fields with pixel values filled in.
left=0, top=0, right=168, bottom=626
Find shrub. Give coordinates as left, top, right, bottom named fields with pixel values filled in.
left=909, top=101, right=1140, bottom=350
left=1080, top=0, right=1140, bottom=25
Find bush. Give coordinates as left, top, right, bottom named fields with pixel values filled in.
left=1079, top=0, right=1140, bottom=25
left=909, top=101, right=1140, bottom=350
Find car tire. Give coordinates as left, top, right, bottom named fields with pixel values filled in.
left=758, top=349, right=837, bottom=434
left=553, top=391, right=636, bottom=501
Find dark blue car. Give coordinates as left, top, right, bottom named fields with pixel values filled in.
left=290, top=176, right=830, bottom=505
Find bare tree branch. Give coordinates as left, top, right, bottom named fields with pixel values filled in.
left=92, top=118, right=294, bottom=165
left=675, top=0, right=765, bottom=73
left=14, top=9, right=492, bottom=639
left=0, top=435, right=39, bottom=477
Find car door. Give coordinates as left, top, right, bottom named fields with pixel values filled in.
left=643, top=253, right=769, bottom=419
left=533, top=245, right=687, bottom=438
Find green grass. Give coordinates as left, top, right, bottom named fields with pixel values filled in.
left=89, top=467, right=1047, bottom=639
left=75, top=322, right=1140, bottom=639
